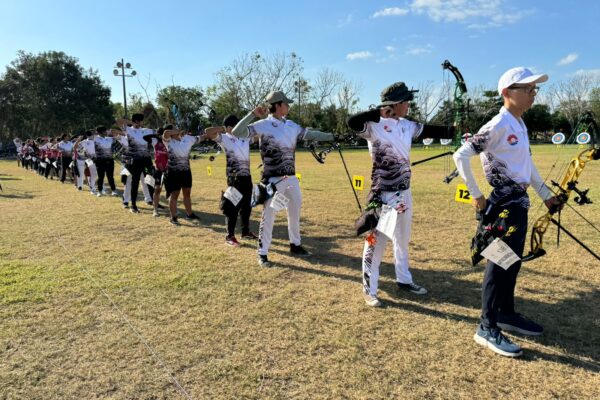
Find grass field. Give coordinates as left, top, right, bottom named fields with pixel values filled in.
left=1, top=145, right=599, bottom=399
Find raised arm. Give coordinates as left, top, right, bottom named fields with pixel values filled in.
left=347, top=108, right=381, bottom=132
left=231, top=106, right=268, bottom=138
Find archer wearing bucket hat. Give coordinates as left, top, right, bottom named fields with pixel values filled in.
left=379, top=82, right=419, bottom=106
left=230, top=90, right=334, bottom=267
left=453, top=66, right=561, bottom=358
left=346, top=81, right=455, bottom=308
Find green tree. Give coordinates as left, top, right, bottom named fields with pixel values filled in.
left=0, top=50, right=113, bottom=139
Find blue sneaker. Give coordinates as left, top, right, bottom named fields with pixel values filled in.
left=473, top=325, right=522, bottom=357
left=497, top=313, right=543, bottom=336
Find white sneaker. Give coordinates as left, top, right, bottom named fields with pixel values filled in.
left=364, top=293, right=382, bottom=307
left=153, top=210, right=159, bottom=217
left=96, top=192, right=102, bottom=197
left=111, top=191, right=119, bottom=197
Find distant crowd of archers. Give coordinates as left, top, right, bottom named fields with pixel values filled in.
left=11, top=66, right=589, bottom=358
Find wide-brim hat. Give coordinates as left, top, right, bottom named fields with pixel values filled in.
left=380, top=82, right=418, bottom=106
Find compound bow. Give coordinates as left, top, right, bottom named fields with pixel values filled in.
left=411, top=60, right=470, bottom=184
left=523, top=112, right=600, bottom=262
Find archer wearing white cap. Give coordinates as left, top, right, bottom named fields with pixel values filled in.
left=453, top=67, right=562, bottom=358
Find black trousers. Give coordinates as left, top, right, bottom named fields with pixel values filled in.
left=223, top=176, right=253, bottom=237
left=60, top=156, right=72, bottom=182
left=128, top=157, right=153, bottom=207
left=481, top=204, right=528, bottom=329
left=96, top=158, right=116, bottom=192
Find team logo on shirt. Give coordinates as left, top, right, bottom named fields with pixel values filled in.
left=384, top=125, right=392, bottom=133
left=507, top=134, right=519, bottom=146
left=271, top=122, right=278, bottom=127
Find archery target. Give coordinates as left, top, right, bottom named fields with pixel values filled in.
left=422, top=138, right=434, bottom=146
left=576, top=132, right=591, bottom=144
left=552, top=132, right=566, bottom=144
left=440, top=139, right=452, bottom=146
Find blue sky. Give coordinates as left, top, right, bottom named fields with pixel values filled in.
left=1, top=0, right=599, bottom=108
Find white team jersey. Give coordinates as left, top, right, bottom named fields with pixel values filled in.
left=57, top=141, right=74, bottom=157
left=215, top=132, right=251, bottom=177
left=80, top=138, right=96, bottom=158
left=453, top=106, right=552, bottom=204
left=125, top=126, right=153, bottom=159
left=248, top=115, right=306, bottom=178
left=94, top=136, right=114, bottom=159
left=360, top=117, right=423, bottom=192
left=167, top=135, right=201, bottom=171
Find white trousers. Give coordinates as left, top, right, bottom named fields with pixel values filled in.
left=258, top=176, right=302, bottom=256
left=121, top=167, right=152, bottom=203
left=76, top=159, right=97, bottom=192
left=362, top=189, right=414, bottom=296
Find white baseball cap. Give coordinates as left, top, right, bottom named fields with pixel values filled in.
left=497, top=67, right=548, bottom=95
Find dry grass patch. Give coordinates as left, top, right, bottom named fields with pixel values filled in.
left=1, top=145, right=599, bottom=399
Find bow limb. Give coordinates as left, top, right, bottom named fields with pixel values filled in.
left=524, top=145, right=600, bottom=262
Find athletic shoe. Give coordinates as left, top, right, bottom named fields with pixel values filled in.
left=497, top=313, right=543, bottom=336
left=153, top=210, right=159, bottom=217
left=145, top=201, right=153, bottom=206
left=364, top=293, right=382, bottom=307
left=170, top=218, right=180, bottom=226
left=290, top=243, right=311, bottom=257
left=130, top=206, right=140, bottom=214
left=77, top=187, right=82, bottom=191
left=226, top=236, right=241, bottom=247
left=122, top=202, right=129, bottom=209
left=242, top=232, right=258, bottom=240
left=111, top=191, right=119, bottom=197
left=258, top=255, right=272, bottom=267
left=396, top=282, right=428, bottom=295
left=185, top=213, right=200, bottom=220
left=96, top=192, right=102, bottom=197
left=473, top=324, right=522, bottom=357
left=156, top=203, right=166, bottom=209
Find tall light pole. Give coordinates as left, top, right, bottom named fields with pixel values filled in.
left=113, top=59, right=136, bottom=118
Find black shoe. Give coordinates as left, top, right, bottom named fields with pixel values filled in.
left=122, top=202, right=129, bottom=209
left=241, top=232, right=258, bottom=240
left=290, top=243, right=311, bottom=257
left=130, top=206, right=140, bottom=214
left=396, top=282, right=428, bottom=295
left=170, top=218, right=180, bottom=226
left=185, top=213, right=200, bottom=220
left=146, top=201, right=153, bottom=206
left=258, top=255, right=272, bottom=267
left=497, top=313, right=543, bottom=336
left=156, top=203, right=166, bottom=209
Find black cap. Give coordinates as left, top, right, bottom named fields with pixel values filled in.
left=131, top=113, right=144, bottom=123
left=96, top=126, right=107, bottom=133
left=380, top=82, right=418, bottom=106
left=223, top=114, right=240, bottom=128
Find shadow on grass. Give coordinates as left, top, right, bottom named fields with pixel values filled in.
left=269, top=232, right=600, bottom=372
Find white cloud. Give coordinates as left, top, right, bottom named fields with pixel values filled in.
left=405, top=44, right=433, bottom=55
left=410, top=0, right=534, bottom=29
left=558, top=53, right=578, bottom=66
left=372, top=7, right=409, bottom=18
left=346, top=51, right=373, bottom=61
left=385, top=46, right=396, bottom=53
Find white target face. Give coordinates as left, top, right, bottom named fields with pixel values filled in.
left=440, top=139, right=452, bottom=146
left=552, top=132, right=566, bottom=144
left=422, top=138, right=434, bottom=146
left=576, top=132, right=591, bottom=144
